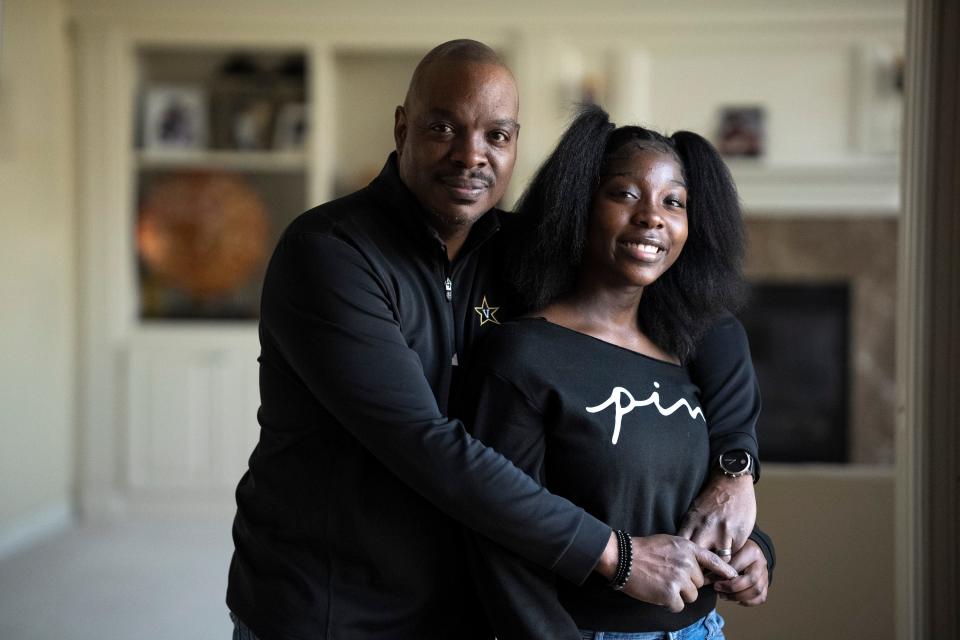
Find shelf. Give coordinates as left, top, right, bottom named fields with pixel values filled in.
left=729, top=158, right=900, bottom=216
left=131, top=322, right=259, bottom=350
left=136, top=149, right=307, bottom=172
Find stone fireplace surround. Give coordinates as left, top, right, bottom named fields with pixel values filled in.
left=743, top=216, right=897, bottom=465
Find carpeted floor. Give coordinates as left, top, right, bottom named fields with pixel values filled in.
left=0, top=515, right=235, bottom=640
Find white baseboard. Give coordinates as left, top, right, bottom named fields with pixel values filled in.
left=0, top=501, right=74, bottom=560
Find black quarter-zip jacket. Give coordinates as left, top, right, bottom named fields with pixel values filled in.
left=227, top=154, right=766, bottom=640
left=227, top=155, right=612, bottom=640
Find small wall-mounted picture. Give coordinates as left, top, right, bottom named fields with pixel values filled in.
left=892, top=53, right=905, bottom=94
left=272, top=103, right=308, bottom=150
left=142, top=85, right=208, bottom=150
left=716, top=106, right=765, bottom=158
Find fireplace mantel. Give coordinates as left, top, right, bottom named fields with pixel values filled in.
left=731, top=158, right=900, bottom=216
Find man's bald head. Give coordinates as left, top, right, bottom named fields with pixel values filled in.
left=403, top=39, right=514, bottom=110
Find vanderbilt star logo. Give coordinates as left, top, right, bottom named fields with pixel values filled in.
left=474, top=296, right=500, bottom=326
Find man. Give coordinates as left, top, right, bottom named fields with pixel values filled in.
left=227, top=40, right=770, bottom=639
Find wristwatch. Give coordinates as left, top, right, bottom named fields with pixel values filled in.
left=718, top=450, right=754, bottom=478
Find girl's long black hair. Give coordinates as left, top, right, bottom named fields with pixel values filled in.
left=507, top=104, right=747, bottom=362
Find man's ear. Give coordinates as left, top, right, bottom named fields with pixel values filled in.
left=394, top=105, right=407, bottom=155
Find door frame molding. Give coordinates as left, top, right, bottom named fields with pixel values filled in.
left=896, top=0, right=959, bottom=636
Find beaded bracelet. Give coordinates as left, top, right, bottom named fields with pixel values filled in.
left=609, top=529, right=633, bottom=591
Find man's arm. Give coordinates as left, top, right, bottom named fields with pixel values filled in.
left=458, top=369, right=582, bottom=639
left=680, top=313, right=761, bottom=554
left=689, top=313, right=762, bottom=478
left=261, top=230, right=610, bottom=585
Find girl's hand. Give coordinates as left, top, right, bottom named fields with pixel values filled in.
left=712, top=539, right=769, bottom=606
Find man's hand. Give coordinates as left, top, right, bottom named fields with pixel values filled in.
left=712, top=539, right=769, bottom=606
left=677, top=471, right=756, bottom=560
left=596, top=532, right=737, bottom=613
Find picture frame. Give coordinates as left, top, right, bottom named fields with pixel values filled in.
left=272, top=102, right=308, bottom=150
left=141, top=85, right=208, bottom=150
left=230, top=97, right=274, bottom=150
left=716, top=105, right=765, bottom=158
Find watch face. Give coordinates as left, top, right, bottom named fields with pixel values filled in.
left=721, top=451, right=750, bottom=473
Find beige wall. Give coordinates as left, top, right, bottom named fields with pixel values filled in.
left=333, top=51, right=422, bottom=197
left=0, top=0, right=76, bottom=550
left=723, top=468, right=895, bottom=639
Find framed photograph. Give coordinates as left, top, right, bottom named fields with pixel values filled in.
left=230, top=97, right=274, bottom=150
left=142, top=85, right=208, bottom=150
left=716, top=106, right=765, bottom=158
left=272, top=102, right=308, bottom=150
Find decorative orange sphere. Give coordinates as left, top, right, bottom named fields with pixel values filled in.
left=137, top=171, right=269, bottom=299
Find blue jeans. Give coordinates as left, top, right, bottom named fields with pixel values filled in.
left=229, top=612, right=261, bottom=640
left=579, top=609, right=725, bottom=640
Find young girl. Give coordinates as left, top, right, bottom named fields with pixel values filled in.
left=458, top=106, right=773, bottom=639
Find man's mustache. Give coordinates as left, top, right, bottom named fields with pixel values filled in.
left=437, top=172, right=494, bottom=188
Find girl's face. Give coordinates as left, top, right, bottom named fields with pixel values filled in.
left=583, top=146, right=689, bottom=291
